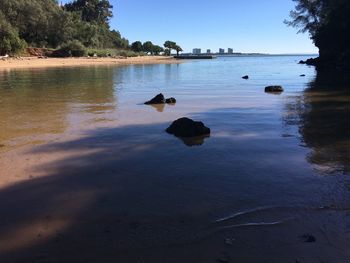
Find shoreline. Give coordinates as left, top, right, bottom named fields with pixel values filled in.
left=0, top=56, right=181, bottom=70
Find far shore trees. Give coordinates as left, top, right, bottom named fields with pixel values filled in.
left=174, top=45, right=183, bottom=56
left=142, top=41, right=154, bottom=55
left=131, top=41, right=143, bottom=52
left=164, top=40, right=182, bottom=55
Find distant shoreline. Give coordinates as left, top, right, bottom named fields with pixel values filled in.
left=0, top=56, right=181, bottom=70
left=181, top=53, right=318, bottom=57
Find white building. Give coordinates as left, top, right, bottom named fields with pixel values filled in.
left=193, top=48, right=201, bottom=55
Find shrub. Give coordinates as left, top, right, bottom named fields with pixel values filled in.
left=0, top=12, right=27, bottom=55
left=52, top=40, right=86, bottom=57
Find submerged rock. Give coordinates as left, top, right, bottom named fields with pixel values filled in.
left=166, top=117, right=211, bottom=137
left=165, top=97, right=177, bottom=104
left=144, top=93, right=165, bottom=104
left=242, top=75, right=249, bottom=79
left=265, top=85, right=284, bottom=93
left=300, top=74, right=306, bottom=77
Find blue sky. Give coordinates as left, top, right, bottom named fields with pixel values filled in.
left=61, top=0, right=318, bottom=54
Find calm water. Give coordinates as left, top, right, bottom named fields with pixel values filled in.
left=1, top=56, right=350, bottom=262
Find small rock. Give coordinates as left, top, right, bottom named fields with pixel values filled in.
left=166, top=117, right=211, bottom=137
left=165, top=97, right=176, bottom=104
left=242, top=75, right=249, bottom=79
left=299, top=60, right=306, bottom=64
left=144, top=93, right=165, bottom=104
left=265, top=85, right=284, bottom=93
left=300, top=234, right=316, bottom=243
left=300, top=74, right=306, bottom=77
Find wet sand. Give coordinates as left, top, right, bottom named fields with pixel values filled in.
left=0, top=56, right=181, bottom=70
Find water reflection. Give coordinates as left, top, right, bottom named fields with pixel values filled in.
left=179, top=134, right=211, bottom=147
left=285, top=70, right=350, bottom=174
left=0, top=67, right=116, bottom=148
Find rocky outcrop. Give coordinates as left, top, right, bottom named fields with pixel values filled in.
left=145, top=94, right=177, bottom=105
left=165, top=97, right=176, bottom=104
left=242, top=75, right=249, bottom=79
left=166, top=117, right=211, bottom=137
left=144, top=93, right=165, bottom=104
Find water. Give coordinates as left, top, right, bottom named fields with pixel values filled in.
left=0, top=56, right=350, bottom=262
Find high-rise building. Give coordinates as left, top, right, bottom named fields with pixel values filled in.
left=219, top=48, right=225, bottom=54
left=207, top=49, right=211, bottom=54
left=228, top=48, right=233, bottom=54
left=193, top=48, right=201, bottom=55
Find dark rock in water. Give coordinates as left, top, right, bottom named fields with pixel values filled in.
left=242, top=75, right=249, bottom=79
left=265, top=85, right=284, bottom=93
left=299, top=60, right=306, bottom=64
left=300, top=74, right=306, bottom=77
left=165, top=97, right=176, bottom=104
left=300, top=234, right=316, bottom=243
left=144, top=93, right=165, bottom=104
left=166, top=117, right=210, bottom=137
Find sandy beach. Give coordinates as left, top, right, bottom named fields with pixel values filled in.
left=0, top=56, right=181, bottom=70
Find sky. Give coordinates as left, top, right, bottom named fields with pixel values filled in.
left=61, top=0, right=318, bottom=54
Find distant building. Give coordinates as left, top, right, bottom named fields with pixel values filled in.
left=193, top=48, right=201, bottom=55
left=219, top=48, right=225, bottom=54
left=206, top=49, right=211, bottom=54
left=228, top=48, right=233, bottom=54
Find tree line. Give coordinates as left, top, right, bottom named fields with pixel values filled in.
left=130, top=40, right=183, bottom=56
left=0, top=0, right=129, bottom=55
left=0, top=0, right=183, bottom=57
left=286, top=0, right=350, bottom=67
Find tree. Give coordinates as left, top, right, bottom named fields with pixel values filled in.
left=152, top=45, right=164, bottom=55
left=163, top=48, right=171, bottom=56
left=0, top=11, right=26, bottom=55
left=64, top=0, right=113, bottom=25
left=164, top=40, right=177, bottom=55
left=286, top=0, right=350, bottom=63
left=142, top=41, right=154, bottom=54
left=131, top=41, right=143, bottom=52
left=174, top=45, right=183, bottom=56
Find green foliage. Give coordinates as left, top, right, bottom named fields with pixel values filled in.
left=142, top=41, right=154, bottom=54
left=164, top=40, right=182, bottom=55
left=174, top=45, right=183, bottom=55
left=164, top=48, right=171, bottom=56
left=0, top=0, right=130, bottom=54
left=131, top=41, right=143, bottom=52
left=64, top=0, right=113, bottom=24
left=152, top=45, right=164, bottom=55
left=54, top=40, right=86, bottom=57
left=131, top=41, right=165, bottom=55
left=286, top=0, right=350, bottom=62
left=0, top=11, right=26, bottom=55
left=86, top=48, right=142, bottom=57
